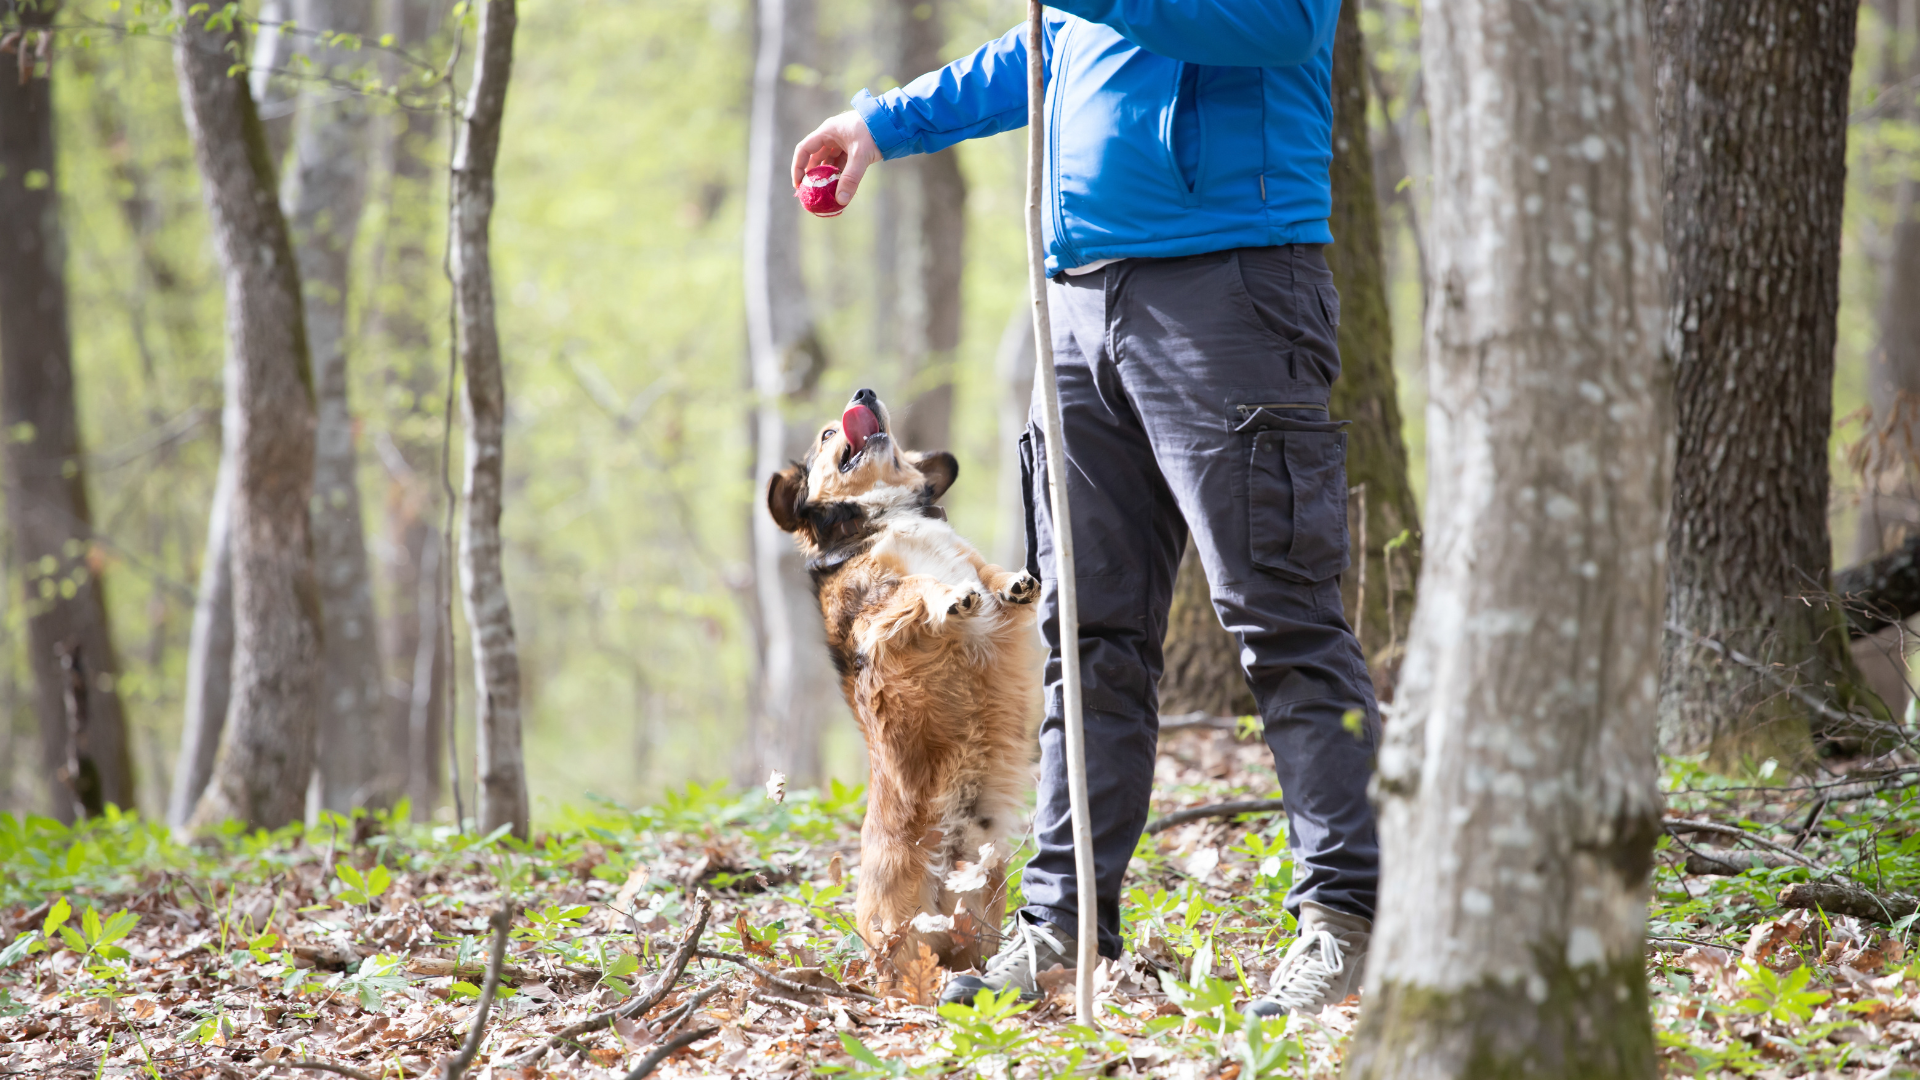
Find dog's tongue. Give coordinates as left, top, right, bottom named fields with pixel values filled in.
left=842, top=404, right=880, bottom=452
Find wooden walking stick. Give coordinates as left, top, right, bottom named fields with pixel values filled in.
left=1025, top=0, right=1098, bottom=1027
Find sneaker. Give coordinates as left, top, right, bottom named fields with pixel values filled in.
left=938, top=915, right=1076, bottom=1006
left=1244, top=903, right=1370, bottom=1020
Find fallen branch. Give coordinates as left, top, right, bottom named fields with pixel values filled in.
left=515, top=891, right=712, bottom=1068
left=655, top=982, right=725, bottom=1035
left=1663, top=818, right=1824, bottom=870
left=289, top=1062, right=379, bottom=1080
left=442, top=902, right=515, bottom=1080
left=1158, top=712, right=1254, bottom=736
left=620, top=1027, right=715, bottom=1080
left=694, top=947, right=883, bottom=1004
left=1682, top=845, right=1806, bottom=876
left=1145, top=799, right=1287, bottom=835
left=1777, top=881, right=1920, bottom=926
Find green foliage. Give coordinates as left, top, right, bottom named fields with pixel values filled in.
left=333, top=861, right=391, bottom=908
left=337, top=953, right=409, bottom=1012
left=936, top=985, right=1035, bottom=1060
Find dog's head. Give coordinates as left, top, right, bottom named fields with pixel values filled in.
left=766, top=388, right=958, bottom=552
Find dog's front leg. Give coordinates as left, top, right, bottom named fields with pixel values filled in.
left=977, top=563, right=1040, bottom=606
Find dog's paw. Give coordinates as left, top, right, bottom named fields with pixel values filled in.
left=946, top=586, right=985, bottom=617
left=998, top=571, right=1040, bottom=606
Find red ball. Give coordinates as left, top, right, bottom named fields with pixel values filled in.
left=797, top=165, right=844, bottom=217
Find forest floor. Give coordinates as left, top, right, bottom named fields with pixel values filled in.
left=2, top=727, right=1918, bottom=1079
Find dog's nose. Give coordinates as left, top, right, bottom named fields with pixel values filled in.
left=851, top=388, right=878, bottom=406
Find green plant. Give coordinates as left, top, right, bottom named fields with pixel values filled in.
left=1730, top=962, right=1829, bottom=1026
left=334, top=861, right=392, bottom=908
left=936, top=985, right=1034, bottom=1062
left=337, top=953, right=409, bottom=1011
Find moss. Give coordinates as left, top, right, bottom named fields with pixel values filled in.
left=1346, top=947, right=1656, bottom=1080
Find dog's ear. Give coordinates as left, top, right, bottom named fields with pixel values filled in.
left=767, top=464, right=808, bottom=533
left=911, top=451, right=959, bottom=502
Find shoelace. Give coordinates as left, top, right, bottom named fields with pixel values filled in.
left=1266, top=929, right=1345, bottom=1012
left=984, top=918, right=1069, bottom=988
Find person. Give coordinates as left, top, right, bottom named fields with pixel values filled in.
left=791, top=0, right=1378, bottom=1019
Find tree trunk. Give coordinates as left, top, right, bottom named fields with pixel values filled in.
left=284, top=0, right=389, bottom=813
left=368, top=0, right=447, bottom=821
left=1855, top=0, right=1920, bottom=560
left=0, top=0, right=138, bottom=821
left=1345, top=0, right=1668, bottom=1074
left=994, top=304, right=1034, bottom=570
left=170, top=453, right=235, bottom=826
left=451, top=0, right=527, bottom=838
left=1155, top=1, right=1420, bottom=712
left=743, top=0, right=835, bottom=787
left=1328, top=0, right=1421, bottom=690
left=1653, top=0, right=1872, bottom=764
left=173, top=0, right=325, bottom=832
left=890, top=0, right=966, bottom=455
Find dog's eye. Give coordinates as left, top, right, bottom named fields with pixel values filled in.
left=822, top=429, right=836, bottom=443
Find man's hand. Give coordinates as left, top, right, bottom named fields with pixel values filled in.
left=791, top=112, right=881, bottom=209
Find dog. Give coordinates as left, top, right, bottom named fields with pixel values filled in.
left=767, top=388, right=1038, bottom=976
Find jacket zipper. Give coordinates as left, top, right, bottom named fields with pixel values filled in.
left=1048, top=22, right=1082, bottom=269
left=1237, top=402, right=1327, bottom=415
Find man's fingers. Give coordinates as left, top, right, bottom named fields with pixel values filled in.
left=837, top=141, right=876, bottom=205
left=790, top=131, right=828, bottom=189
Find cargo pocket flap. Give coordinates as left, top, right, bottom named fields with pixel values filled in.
left=1248, top=423, right=1350, bottom=583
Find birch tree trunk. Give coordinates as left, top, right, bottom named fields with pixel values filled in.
left=169, top=452, right=234, bottom=826
left=174, top=0, right=325, bottom=832
left=743, top=0, right=835, bottom=787
left=451, top=0, right=528, bottom=838
left=284, top=0, right=390, bottom=812
left=1653, top=0, right=1874, bottom=763
left=1345, top=0, right=1669, bottom=1073
left=368, top=0, right=447, bottom=820
left=1158, top=2, right=1417, bottom=710
left=891, top=0, right=966, bottom=454
left=1856, top=0, right=1920, bottom=560
left=0, top=0, right=138, bottom=821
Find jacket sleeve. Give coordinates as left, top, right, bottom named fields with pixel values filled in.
left=1047, top=0, right=1338, bottom=67
left=853, top=19, right=1051, bottom=160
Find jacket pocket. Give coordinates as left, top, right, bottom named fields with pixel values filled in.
left=1166, top=62, right=1203, bottom=201
left=1241, top=409, right=1350, bottom=582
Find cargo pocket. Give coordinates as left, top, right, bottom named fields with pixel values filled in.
left=1241, top=408, right=1351, bottom=582
left=1019, top=430, right=1042, bottom=580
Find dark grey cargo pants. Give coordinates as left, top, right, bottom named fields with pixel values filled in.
left=1018, top=244, right=1380, bottom=959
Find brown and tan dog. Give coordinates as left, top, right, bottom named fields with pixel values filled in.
left=767, top=388, right=1037, bottom=975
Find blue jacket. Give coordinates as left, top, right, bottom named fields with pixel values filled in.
left=852, top=1, right=1341, bottom=275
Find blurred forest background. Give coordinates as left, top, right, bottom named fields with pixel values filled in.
left=0, top=0, right=1913, bottom=823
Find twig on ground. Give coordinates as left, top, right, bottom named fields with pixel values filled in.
left=1145, top=798, right=1287, bottom=835
left=1777, top=881, right=1920, bottom=925
left=1158, top=712, right=1251, bottom=735
left=442, top=902, right=515, bottom=1080
left=655, top=982, right=725, bottom=1035
left=620, top=1027, right=715, bottom=1080
left=1663, top=817, right=1824, bottom=870
left=515, top=891, right=713, bottom=1067
left=1682, top=845, right=1806, bottom=876
left=288, top=1062, right=379, bottom=1080
left=694, top=947, right=883, bottom=1004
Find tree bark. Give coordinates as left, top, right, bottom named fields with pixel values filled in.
left=0, top=0, right=138, bottom=821
left=169, top=452, right=235, bottom=826
left=1156, top=1, right=1420, bottom=712
left=451, top=0, right=528, bottom=838
left=368, top=0, right=447, bottom=821
left=1653, top=0, right=1873, bottom=763
left=743, top=0, right=836, bottom=787
left=1328, top=0, right=1421, bottom=690
left=173, top=0, right=325, bottom=832
left=890, top=0, right=966, bottom=455
left=284, top=0, right=390, bottom=813
left=1346, top=0, right=1668, bottom=1074
left=1854, top=0, right=1920, bottom=560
